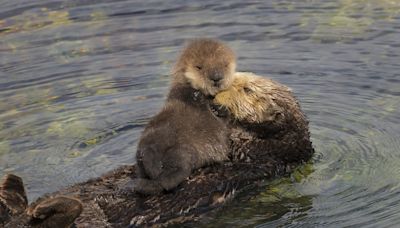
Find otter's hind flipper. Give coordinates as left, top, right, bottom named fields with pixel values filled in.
left=0, top=174, right=28, bottom=223
left=28, top=196, right=83, bottom=227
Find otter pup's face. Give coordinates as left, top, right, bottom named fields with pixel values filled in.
left=174, top=39, right=236, bottom=96
left=214, top=72, right=285, bottom=123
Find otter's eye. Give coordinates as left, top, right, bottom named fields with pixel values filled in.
left=244, top=87, right=252, bottom=93
left=195, top=65, right=202, bottom=70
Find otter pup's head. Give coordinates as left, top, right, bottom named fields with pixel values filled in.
left=173, top=38, right=236, bottom=96
left=214, top=72, right=290, bottom=123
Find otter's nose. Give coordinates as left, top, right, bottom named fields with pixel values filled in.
left=210, top=72, right=224, bottom=84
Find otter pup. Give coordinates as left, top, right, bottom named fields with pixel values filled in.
left=213, top=72, right=314, bottom=163
left=0, top=174, right=82, bottom=228
left=133, top=38, right=236, bottom=194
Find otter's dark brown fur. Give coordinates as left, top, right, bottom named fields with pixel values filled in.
left=2, top=158, right=298, bottom=227
left=132, top=39, right=236, bottom=194
left=1, top=118, right=313, bottom=227
left=0, top=174, right=82, bottom=228
left=0, top=174, right=27, bottom=224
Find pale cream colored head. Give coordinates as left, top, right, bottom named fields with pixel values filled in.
left=214, top=72, right=291, bottom=123
left=173, top=38, right=236, bottom=96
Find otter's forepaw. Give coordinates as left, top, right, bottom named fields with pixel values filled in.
left=193, top=91, right=201, bottom=101
left=210, top=103, right=229, bottom=118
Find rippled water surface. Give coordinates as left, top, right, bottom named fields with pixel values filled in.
left=1, top=0, right=400, bottom=227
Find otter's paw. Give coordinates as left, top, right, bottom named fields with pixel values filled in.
left=210, top=103, right=229, bottom=118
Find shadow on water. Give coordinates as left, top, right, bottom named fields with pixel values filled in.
left=1, top=0, right=400, bottom=226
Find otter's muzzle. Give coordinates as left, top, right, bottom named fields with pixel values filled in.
left=209, top=72, right=224, bottom=86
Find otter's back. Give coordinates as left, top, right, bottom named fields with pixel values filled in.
left=139, top=99, right=228, bottom=168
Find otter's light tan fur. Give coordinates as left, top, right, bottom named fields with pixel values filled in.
left=214, top=72, right=294, bottom=123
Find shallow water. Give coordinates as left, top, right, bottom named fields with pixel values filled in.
left=1, top=0, right=400, bottom=227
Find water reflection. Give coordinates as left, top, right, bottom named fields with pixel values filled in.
left=1, top=0, right=400, bottom=226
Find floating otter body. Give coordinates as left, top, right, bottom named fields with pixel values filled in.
left=132, top=39, right=236, bottom=194
left=214, top=72, right=314, bottom=164
left=1, top=46, right=314, bottom=227
left=1, top=71, right=314, bottom=227
left=2, top=161, right=296, bottom=228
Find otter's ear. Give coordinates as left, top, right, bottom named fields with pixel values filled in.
left=0, top=174, right=28, bottom=215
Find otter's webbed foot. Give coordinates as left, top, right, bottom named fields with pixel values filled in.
left=0, top=174, right=28, bottom=224
left=27, top=196, right=83, bottom=227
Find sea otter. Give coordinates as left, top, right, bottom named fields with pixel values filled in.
left=0, top=174, right=82, bottom=228
left=213, top=71, right=314, bottom=163
left=1, top=45, right=314, bottom=227
left=132, top=38, right=236, bottom=195
left=1, top=72, right=314, bottom=227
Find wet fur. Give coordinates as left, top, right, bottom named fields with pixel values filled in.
left=133, top=86, right=229, bottom=194
left=172, top=38, right=236, bottom=96
left=2, top=158, right=301, bottom=228
left=1, top=81, right=314, bottom=227
left=214, top=72, right=314, bottom=163
left=0, top=174, right=27, bottom=224
left=1, top=44, right=314, bottom=227
left=0, top=174, right=82, bottom=228
left=133, top=39, right=236, bottom=194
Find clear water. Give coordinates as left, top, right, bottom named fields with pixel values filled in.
left=1, top=1, right=400, bottom=227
